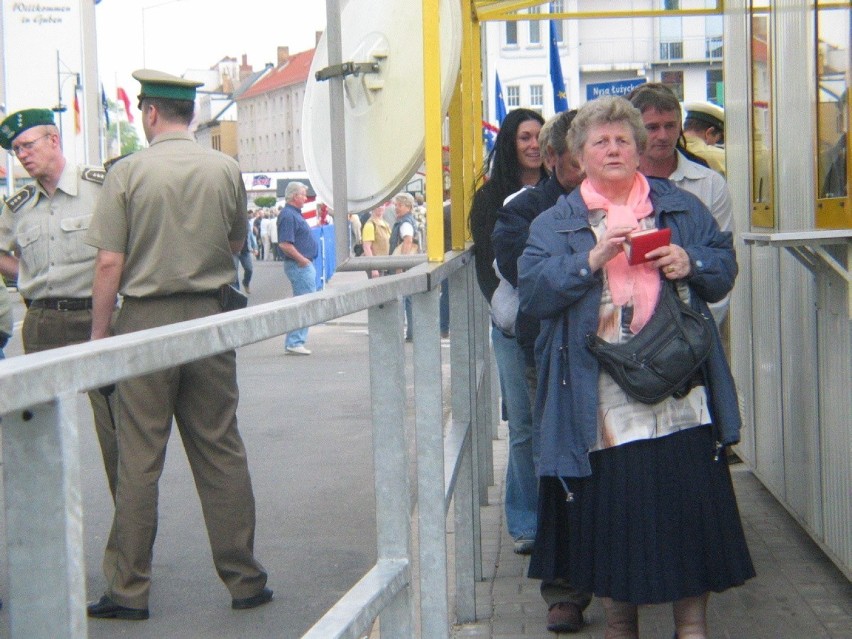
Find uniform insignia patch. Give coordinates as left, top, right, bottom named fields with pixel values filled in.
left=3, top=185, right=36, bottom=212
left=104, top=154, right=131, bottom=172
left=81, top=167, right=106, bottom=185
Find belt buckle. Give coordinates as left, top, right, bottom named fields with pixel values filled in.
left=56, top=299, right=71, bottom=311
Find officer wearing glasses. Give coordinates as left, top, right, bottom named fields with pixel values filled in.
left=0, top=108, right=119, bottom=508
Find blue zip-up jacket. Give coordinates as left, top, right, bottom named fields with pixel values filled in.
left=518, top=177, right=740, bottom=478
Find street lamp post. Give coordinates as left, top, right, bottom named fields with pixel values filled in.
left=51, top=50, right=82, bottom=140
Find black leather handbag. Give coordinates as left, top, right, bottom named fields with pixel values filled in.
left=585, top=281, right=713, bottom=404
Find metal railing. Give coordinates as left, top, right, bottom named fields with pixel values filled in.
left=0, top=248, right=495, bottom=639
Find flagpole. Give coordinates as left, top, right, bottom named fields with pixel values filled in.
left=114, top=73, right=121, bottom=158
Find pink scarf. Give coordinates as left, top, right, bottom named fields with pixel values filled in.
left=580, top=173, right=659, bottom=333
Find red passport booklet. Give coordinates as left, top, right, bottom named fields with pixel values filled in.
left=623, top=227, right=671, bottom=265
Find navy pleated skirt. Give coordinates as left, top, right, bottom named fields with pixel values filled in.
left=528, top=425, right=755, bottom=604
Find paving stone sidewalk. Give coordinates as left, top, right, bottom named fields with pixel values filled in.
left=454, top=423, right=852, bottom=639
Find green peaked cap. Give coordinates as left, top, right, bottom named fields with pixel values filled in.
left=0, top=108, right=55, bottom=150
left=132, top=69, right=203, bottom=102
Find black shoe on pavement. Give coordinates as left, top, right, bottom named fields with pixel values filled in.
left=87, top=595, right=149, bottom=620
left=546, top=601, right=583, bottom=633
left=232, top=587, right=273, bottom=610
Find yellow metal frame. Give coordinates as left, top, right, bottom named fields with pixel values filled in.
left=474, top=0, right=724, bottom=22
left=814, top=0, right=851, bottom=229
left=426, top=0, right=852, bottom=256
left=426, top=0, right=735, bottom=259
left=749, top=4, right=776, bottom=229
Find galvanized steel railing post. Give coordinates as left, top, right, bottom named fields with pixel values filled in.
left=411, top=285, right=450, bottom=638
left=368, top=299, right=413, bottom=637
left=473, top=272, right=494, bottom=496
left=449, top=262, right=481, bottom=621
left=2, top=394, right=87, bottom=638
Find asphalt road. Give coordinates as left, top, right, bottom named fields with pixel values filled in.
left=1, top=260, right=382, bottom=638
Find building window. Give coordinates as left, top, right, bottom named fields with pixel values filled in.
left=529, top=6, right=541, bottom=45
left=551, top=1, right=564, bottom=43
left=706, top=69, right=724, bottom=105
left=660, top=41, right=684, bottom=60
left=530, top=84, right=544, bottom=111
left=659, top=2, right=683, bottom=61
left=706, top=36, right=723, bottom=59
left=506, top=21, right=518, bottom=46
left=661, top=70, right=684, bottom=100
left=706, top=15, right=723, bottom=59
left=506, top=85, right=521, bottom=107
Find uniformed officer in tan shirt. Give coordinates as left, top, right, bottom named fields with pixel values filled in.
left=0, top=107, right=119, bottom=497
left=85, top=69, right=270, bottom=620
left=683, top=102, right=726, bottom=178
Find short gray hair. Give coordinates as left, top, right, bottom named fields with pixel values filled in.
left=392, top=192, right=415, bottom=209
left=567, top=96, right=647, bottom=159
left=284, top=181, right=308, bottom=202
left=545, top=109, right=578, bottom=158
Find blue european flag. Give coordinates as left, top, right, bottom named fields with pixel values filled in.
left=549, top=21, right=568, bottom=112
left=483, top=127, right=495, bottom=153
left=101, top=85, right=110, bottom=129
left=495, top=72, right=507, bottom=126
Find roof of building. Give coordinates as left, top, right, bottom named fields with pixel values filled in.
left=237, top=48, right=315, bottom=100
left=233, top=64, right=274, bottom=99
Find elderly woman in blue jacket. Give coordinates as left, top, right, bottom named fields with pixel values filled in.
left=518, top=96, right=754, bottom=639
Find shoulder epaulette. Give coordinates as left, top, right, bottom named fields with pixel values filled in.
left=3, top=185, right=36, bottom=213
left=103, top=153, right=132, bottom=172
left=81, top=166, right=106, bottom=185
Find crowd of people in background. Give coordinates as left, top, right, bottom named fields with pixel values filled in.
left=0, top=64, right=754, bottom=636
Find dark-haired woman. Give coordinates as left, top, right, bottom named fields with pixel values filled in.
left=470, top=108, right=547, bottom=557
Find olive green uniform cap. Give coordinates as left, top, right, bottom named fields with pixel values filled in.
left=132, top=69, right=203, bottom=103
left=0, top=108, right=55, bottom=150
left=684, top=102, right=725, bottom=130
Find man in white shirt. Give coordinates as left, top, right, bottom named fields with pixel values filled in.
left=627, top=83, right=734, bottom=324
left=259, top=211, right=273, bottom=260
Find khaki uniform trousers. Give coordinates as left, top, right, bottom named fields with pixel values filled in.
left=105, top=294, right=267, bottom=609
left=23, top=305, right=121, bottom=581
left=22, top=305, right=119, bottom=496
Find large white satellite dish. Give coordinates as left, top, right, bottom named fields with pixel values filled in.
left=302, top=0, right=462, bottom=213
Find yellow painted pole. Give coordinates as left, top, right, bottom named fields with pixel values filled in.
left=423, top=0, right=445, bottom=262
left=449, top=75, right=466, bottom=251
left=458, top=0, right=484, bottom=244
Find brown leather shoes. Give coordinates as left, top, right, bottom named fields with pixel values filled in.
left=546, top=601, right=584, bottom=633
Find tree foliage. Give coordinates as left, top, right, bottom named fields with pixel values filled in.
left=104, top=97, right=143, bottom=156
left=107, top=121, right=143, bottom=156
left=254, top=196, right=277, bottom=208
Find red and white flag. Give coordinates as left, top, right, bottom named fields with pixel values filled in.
left=116, top=87, right=134, bottom=123
left=73, top=93, right=81, bottom=134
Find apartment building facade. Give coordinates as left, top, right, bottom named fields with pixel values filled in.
left=236, top=46, right=315, bottom=172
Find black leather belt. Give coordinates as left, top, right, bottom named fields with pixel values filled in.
left=125, top=290, right=219, bottom=301
left=26, top=297, right=93, bottom=311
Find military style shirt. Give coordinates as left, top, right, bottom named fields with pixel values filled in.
left=0, top=163, right=104, bottom=299
left=684, top=135, right=726, bottom=178
left=86, top=131, right=247, bottom=297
